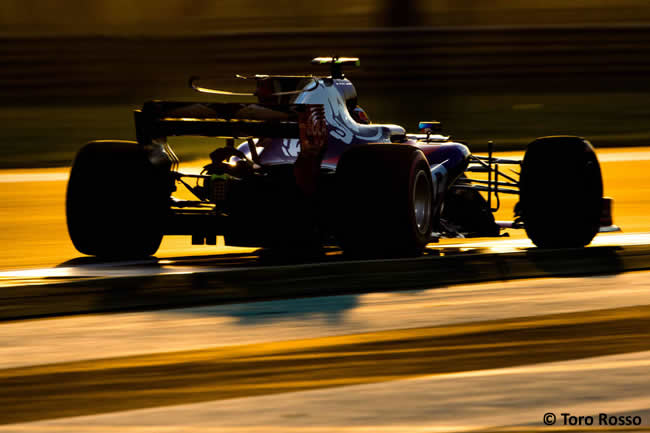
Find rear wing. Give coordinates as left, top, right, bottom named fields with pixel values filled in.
left=134, top=101, right=321, bottom=144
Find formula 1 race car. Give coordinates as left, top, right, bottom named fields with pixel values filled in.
left=66, top=57, right=616, bottom=259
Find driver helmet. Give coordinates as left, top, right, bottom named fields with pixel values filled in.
left=352, top=106, right=371, bottom=124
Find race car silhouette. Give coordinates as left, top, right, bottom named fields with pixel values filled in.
left=66, top=57, right=616, bottom=258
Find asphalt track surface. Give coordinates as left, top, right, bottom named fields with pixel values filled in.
left=2, top=273, right=650, bottom=430
left=2, top=148, right=650, bottom=431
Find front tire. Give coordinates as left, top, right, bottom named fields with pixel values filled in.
left=66, top=141, right=171, bottom=258
left=336, top=144, right=434, bottom=257
left=519, top=136, right=603, bottom=248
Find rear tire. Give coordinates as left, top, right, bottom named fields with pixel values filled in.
left=519, top=136, right=603, bottom=248
left=66, top=141, right=171, bottom=258
left=336, top=144, right=433, bottom=257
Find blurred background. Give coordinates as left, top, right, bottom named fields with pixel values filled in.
left=2, top=0, right=650, bottom=167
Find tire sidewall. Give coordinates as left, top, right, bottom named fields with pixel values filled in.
left=407, top=156, right=434, bottom=247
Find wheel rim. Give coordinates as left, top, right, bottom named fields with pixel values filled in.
left=413, top=170, right=432, bottom=235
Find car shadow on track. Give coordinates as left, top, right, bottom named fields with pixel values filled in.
left=196, top=293, right=361, bottom=326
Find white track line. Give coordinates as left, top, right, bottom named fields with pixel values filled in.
left=439, top=231, right=650, bottom=251
left=0, top=172, right=68, bottom=183
left=599, top=150, right=650, bottom=162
